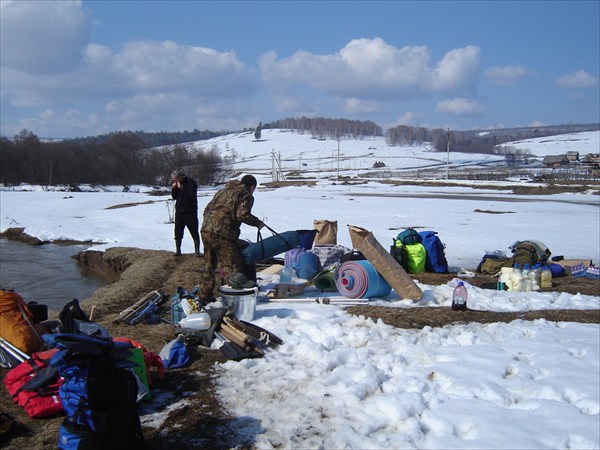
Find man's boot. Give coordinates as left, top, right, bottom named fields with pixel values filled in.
left=193, top=240, right=201, bottom=257
left=175, top=239, right=182, bottom=256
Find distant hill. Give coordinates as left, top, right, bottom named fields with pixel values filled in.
left=67, top=121, right=600, bottom=151
left=69, top=129, right=230, bottom=147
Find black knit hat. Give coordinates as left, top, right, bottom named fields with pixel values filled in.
left=240, top=174, right=257, bottom=189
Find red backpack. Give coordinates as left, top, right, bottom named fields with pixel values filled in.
left=4, top=348, right=64, bottom=418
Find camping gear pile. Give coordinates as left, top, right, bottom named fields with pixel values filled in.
left=1, top=293, right=156, bottom=448
left=113, top=290, right=166, bottom=325
left=43, top=333, right=145, bottom=449
left=476, top=239, right=599, bottom=290
left=390, top=228, right=449, bottom=274
left=2, top=285, right=285, bottom=445
left=263, top=222, right=424, bottom=302
left=2, top=222, right=598, bottom=446
left=258, top=223, right=597, bottom=302
left=166, top=287, right=283, bottom=363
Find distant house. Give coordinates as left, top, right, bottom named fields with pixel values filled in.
left=542, top=155, right=570, bottom=168
left=565, top=151, right=579, bottom=162
left=581, top=153, right=600, bottom=175
left=581, top=153, right=600, bottom=166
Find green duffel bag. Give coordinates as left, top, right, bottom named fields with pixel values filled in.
left=476, top=253, right=511, bottom=275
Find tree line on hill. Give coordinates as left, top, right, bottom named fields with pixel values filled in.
left=386, top=123, right=600, bottom=153
left=0, top=129, right=224, bottom=188
left=70, top=129, right=228, bottom=148
left=263, top=117, right=383, bottom=139
left=1, top=120, right=597, bottom=186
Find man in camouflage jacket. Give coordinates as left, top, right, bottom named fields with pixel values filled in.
left=199, top=175, right=264, bottom=301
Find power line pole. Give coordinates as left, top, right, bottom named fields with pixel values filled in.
left=336, top=138, right=340, bottom=181
left=446, top=128, right=451, bottom=180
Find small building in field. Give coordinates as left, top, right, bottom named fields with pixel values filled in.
left=542, top=155, right=570, bottom=168
left=565, top=151, right=579, bottom=162
left=581, top=153, right=600, bottom=167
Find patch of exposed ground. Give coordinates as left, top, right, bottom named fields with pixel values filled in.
left=474, top=209, right=515, bottom=214
left=105, top=200, right=158, bottom=209
left=0, top=228, right=97, bottom=246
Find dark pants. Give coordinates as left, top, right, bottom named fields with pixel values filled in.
left=174, top=212, right=200, bottom=242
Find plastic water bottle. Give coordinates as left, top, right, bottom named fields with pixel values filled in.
left=451, top=281, right=468, bottom=311
left=171, top=296, right=184, bottom=325
left=178, top=312, right=211, bottom=331
left=510, top=265, right=523, bottom=292
left=521, top=265, right=532, bottom=291
left=279, top=265, right=293, bottom=283
left=540, top=266, right=553, bottom=288
left=531, top=264, right=541, bottom=291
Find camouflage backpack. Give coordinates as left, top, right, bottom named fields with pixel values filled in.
left=510, top=240, right=551, bottom=267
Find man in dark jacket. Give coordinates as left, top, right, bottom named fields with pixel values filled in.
left=171, top=171, right=200, bottom=257
left=199, top=174, right=264, bottom=301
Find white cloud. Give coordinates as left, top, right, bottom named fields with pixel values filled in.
left=343, top=98, right=380, bottom=114
left=0, top=0, right=260, bottom=136
left=84, top=44, right=114, bottom=66
left=1, top=33, right=259, bottom=136
left=112, top=40, right=257, bottom=95
left=528, top=121, right=548, bottom=127
left=0, top=0, right=89, bottom=74
left=15, top=108, right=100, bottom=138
left=485, top=64, right=530, bottom=86
left=556, top=70, right=599, bottom=88
left=270, top=95, right=314, bottom=114
left=260, top=39, right=481, bottom=100
left=436, top=97, right=485, bottom=116
left=396, top=112, right=417, bottom=126
left=430, top=45, right=481, bottom=92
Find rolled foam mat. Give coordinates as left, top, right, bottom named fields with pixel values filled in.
left=335, top=260, right=391, bottom=299
left=313, top=269, right=338, bottom=292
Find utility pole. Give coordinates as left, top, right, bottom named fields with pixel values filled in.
left=336, top=137, right=340, bottom=181
left=271, top=150, right=285, bottom=182
left=446, top=128, right=451, bottom=180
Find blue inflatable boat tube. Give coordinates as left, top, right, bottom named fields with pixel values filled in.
left=242, top=229, right=317, bottom=265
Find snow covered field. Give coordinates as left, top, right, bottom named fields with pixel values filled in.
left=1, top=130, right=599, bottom=449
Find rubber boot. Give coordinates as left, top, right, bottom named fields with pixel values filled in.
left=194, top=240, right=201, bottom=257
left=175, top=239, right=182, bottom=256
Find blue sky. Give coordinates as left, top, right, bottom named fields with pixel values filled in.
left=1, top=0, right=598, bottom=139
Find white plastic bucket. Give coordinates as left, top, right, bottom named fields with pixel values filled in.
left=219, top=285, right=258, bottom=321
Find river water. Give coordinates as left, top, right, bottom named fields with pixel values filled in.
left=0, top=239, right=107, bottom=312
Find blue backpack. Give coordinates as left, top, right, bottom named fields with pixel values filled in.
left=293, top=251, right=322, bottom=280
left=44, top=334, right=144, bottom=450
left=418, top=231, right=449, bottom=273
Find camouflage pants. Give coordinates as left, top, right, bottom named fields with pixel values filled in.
left=199, top=231, right=245, bottom=299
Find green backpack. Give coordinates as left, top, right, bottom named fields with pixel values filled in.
left=510, top=240, right=551, bottom=267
